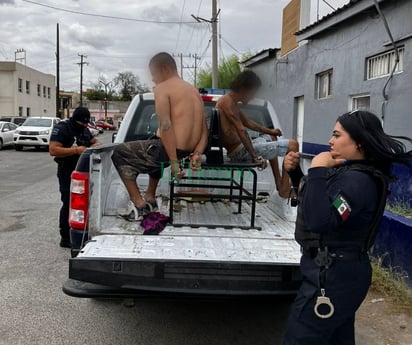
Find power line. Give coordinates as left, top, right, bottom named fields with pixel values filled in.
left=174, top=0, right=187, bottom=53
left=221, top=36, right=241, bottom=54
left=185, top=0, right=204, bottom=52
left=322, top=0, right=336, bottom=11
left=21, top=0, right=201, bottom=24
left=199, top=35, right=213, bottom=61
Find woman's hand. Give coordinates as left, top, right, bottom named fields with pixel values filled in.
left=311, top=152, right=346, bottom=169
left=283, top=152, right=300, bottom=172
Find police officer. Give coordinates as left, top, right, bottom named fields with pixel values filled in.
left=282, top=110, right=411, bottom=345
left=49, top=107, right=100, bottom=248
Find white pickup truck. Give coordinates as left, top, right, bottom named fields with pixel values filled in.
left=63, top=93, right=303, bottom=298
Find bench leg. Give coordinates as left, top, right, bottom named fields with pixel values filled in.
left=238, top=169, right=244, bottom=214
left=169, top=181, right=174, bottom=223
left=229, top=168, right=234, bottom=202
left=250, top=169, right=258, bottom=228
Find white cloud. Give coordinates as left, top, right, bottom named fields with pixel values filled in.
left=0, top=0, right=350, bottom=90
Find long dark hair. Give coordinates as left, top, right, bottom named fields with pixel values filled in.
left=337, top=110, right=412, bottom=176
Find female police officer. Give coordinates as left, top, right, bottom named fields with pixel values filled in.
left=282, top=110, right=411, bottom=345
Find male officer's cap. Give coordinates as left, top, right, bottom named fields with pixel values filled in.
left=72, top=107, right=91, bottom=124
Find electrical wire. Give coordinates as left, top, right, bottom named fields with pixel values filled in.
left=199, top=34, right=213, bottom=62
left=174, top=0, right=187, bottom=53
left=373, top=0, right=400, bottom=123
left=185, top=0, right=204, bottom=52
left=322, top=0, right=336, bottom=11
left=221, top=36, right=241, bottom=54
left=21, top=0, right=200, bottom=24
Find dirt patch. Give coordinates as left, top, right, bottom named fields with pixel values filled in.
left=357, top=289, right=412, bottom=345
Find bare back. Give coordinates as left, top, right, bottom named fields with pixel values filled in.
left=156, top=77, right=204, bottom=151
left=216, top=95, right=243, bottom=153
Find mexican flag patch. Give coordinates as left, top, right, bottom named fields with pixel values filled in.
left=333, top=195, right=351, bottom=221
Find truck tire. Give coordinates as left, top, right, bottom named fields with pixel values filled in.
left=15, top=145, right=23, bottom=151
left=0, top=139, right=3, bottom=150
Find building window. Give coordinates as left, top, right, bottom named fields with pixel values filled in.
left=367, top=47, right=404, bottom=80
left=47, top=87, right=51, bottom=99
left=18, top=106, right=23, bottom=116
left=351, top=95, right=370, bottom=111
left=26, top=107, right=31, bottom=117
left=26, top=80, right=30, bottom=94
left=18, top=78, right=23, bottom=92
left=316, top=69, right=333, bottom=99
left=37, top=84, right=41, bottom=97
left=43, top=86, right=46, bottom=98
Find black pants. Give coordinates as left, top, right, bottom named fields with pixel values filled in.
left=57, top=165, right=74, bottom=241
left=283, top=254, right=372, bottom=345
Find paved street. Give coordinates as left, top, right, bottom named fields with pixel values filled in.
left=0, top=132, right=293, bottom=345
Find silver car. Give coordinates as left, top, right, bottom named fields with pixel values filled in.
left=0, top=121, right=18, bottom=150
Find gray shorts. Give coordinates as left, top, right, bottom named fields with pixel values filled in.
left=228, top=135, right=290, bottom=162
left=111, top=139, right=190, bottom=180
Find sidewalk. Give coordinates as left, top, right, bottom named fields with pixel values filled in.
left=356, top=290, right=411, bottom=345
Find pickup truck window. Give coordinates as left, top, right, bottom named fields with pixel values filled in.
left=125, top=100, right=274, bottom=143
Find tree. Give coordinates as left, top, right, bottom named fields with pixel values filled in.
left=113, top=71, right=150, bottom=101
left=197, top=53, right=255, bottom=89
left=86, top=81, right=119, bottom=101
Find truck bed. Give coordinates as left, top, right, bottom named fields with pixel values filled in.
left=79, top=199, right=300, bottom=265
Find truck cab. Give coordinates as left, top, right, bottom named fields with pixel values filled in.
left=63, top=92, right=302, bottom=298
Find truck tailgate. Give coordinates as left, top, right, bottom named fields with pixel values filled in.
left=69, top=217, right=302, bottom=296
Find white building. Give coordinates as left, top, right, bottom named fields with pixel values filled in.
left=0, top=61, right=56, bottom=117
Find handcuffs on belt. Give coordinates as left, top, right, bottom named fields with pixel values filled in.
left=314, top=288, right=335, bottom=319
left=313, top=247, right=335, bottom=319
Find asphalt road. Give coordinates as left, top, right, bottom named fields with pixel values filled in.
left=0, top=132, right=293, bottom=345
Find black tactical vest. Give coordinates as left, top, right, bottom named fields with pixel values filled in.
left=295, top=163, right=389, bottom=252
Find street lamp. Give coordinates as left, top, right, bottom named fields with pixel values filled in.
left=99, top=79, right=112, bottom=122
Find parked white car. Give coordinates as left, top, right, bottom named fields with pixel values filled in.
left=14, top=117, right=60, bottom=151
left=0, top=121, right=18, bottom=150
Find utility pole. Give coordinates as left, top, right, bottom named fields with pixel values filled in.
left=193, top=54, right=201, bottom=87
left=211, top=0, right=218, bottom=89
left=173, top=53, right=185, bottom=80
left=180, top=53, right=184, bottom=80
left=175, top=53, right=201, bottom=86
left=56, top=23, right=60, bottom=118
left=191, top=2, right=220, bottom=88
left=99, top=79, right=112, bottom=122
left=77, top=54, right=88, bottom=107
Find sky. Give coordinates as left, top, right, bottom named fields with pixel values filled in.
left=0, top=0, right=349, bottom=91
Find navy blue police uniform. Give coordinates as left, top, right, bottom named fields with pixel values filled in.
left=283, top=162, right=388, bottom=345
left=50, top=118, right=93, bottom=245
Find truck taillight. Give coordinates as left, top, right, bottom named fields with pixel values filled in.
left=69, top=171, right=89, bottom=230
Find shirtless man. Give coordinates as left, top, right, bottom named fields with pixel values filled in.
left=216, top=70, right=299, bottom=197
left=112, top=52, right=208, bottom=221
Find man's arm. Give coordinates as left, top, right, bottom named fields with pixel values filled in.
left=239, top=111, right=282, bottom=137
left=155, top=86, right=178, bottom=162
left=193, top=114, right=208, bottom=154
left=49, top=141, right=86, bottom=157
left=90, top=137, right=101, bottom=147
left=219, top=102, right=258, bottom=160
left=190, top=114, right=208, bottom=171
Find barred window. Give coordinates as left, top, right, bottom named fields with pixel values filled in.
left=367, top=47, right=404, bottom=80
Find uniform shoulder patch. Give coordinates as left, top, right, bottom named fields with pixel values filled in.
left=51, top=127, right=60, bottom=136
left=333, top=194, right=351, bottom=221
